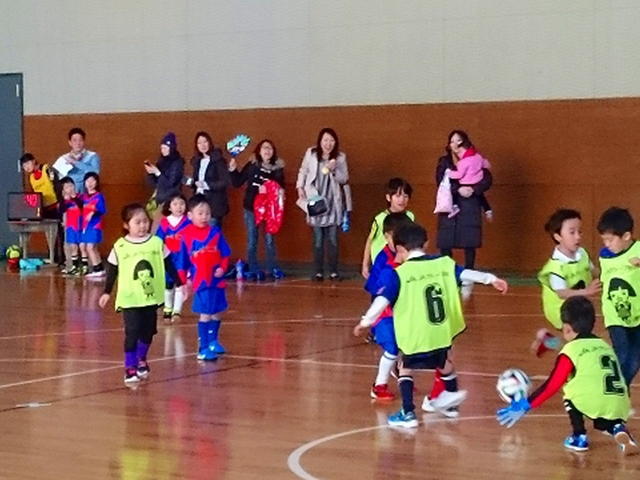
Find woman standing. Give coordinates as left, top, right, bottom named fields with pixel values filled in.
left=296, top=127, right=349, bottom=281
left=435, top=130, right=492, bottom=269
left=144, top=132, right=185, bottom=233
left=229, top=139, right=285, bottom=281
left=189, top=132, right=231, bottom=228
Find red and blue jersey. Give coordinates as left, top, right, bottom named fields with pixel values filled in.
left=365, top=245, right=397, bottom=324
left=178, top=224, right=231, bottom=291
left=61, top=196, right=83, bottom=232
left=80, top=191, right=106, bottom=231
left=157, top=215, right=191, bottom=254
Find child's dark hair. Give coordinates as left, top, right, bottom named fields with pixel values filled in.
left=60, top=176, right=75, bottom=187
left=544, top=209, right=581, bottom=243
left=393, top=223, right=428, bottom=251
left=386, top=177, right=413, bottom=202
left=68, top=127, right=86, bottom=140
left=383, top=212, right=413, bottom=234
left=19, top=153, right=35, bottom=165
left=162, top=193, right=188, bottom=216
left=560, top=296, right=595, bottom=334
left=188, top=193, right=210, bottom=212
left=121, top=203, right=149, bottom=224
left=83, top=171, right=100, bottom=191
left=597, top=207, right=634, bottom=236
left=133, top=260, right=154, bottom=280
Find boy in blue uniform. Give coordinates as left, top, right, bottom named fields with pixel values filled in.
left=178, top=194, right=231, bottom=361
left=357, top=223, right=508, bottom=427
left=362, top=212, right=413, bottom=400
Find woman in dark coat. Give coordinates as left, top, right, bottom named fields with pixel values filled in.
left=435, top=130, right=492, bottom=269
left=145, top=132, right=185, bottom=232
left=189, top=131, right=231, bottom=227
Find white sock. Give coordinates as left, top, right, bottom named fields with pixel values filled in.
left=375, top=352, right=397, bottom=386
left=173, top=288, right=185, bottom=314
left=164, top=289, right=175, bottom=311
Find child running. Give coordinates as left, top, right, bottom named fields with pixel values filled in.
left=99, top=203, right=185, bottom=386
left=156, top=194, right=190, bottom=323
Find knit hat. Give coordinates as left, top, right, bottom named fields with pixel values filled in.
left=161, top=132, right=176, bottom=149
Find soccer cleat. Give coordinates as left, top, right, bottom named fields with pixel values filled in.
left=124, top=368, right=139, bottom=385
left=421, top=396, right=460, bottom=418
left=136, top=362, right=150, bottom=380
left=370, top=383, right=395, bottom=401
left=564, top=434, right=589, bottom=452
left=531, top=329, right=561, bottom=357
left=613, top=424, right=638, bottom=455
left=271, top=268, right=285, bottom=280
left=388, top=409, right=419, bottom=428
left=430, top=390, right=468, bottom=412
left=209, top=340, right=226, bottom=354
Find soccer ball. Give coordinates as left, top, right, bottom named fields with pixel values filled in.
left=5, top=245, right=22, bottom=260
left=497, top=368, right=531, bottom=403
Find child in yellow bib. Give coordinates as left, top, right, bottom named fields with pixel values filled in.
left=99, top=203, right=185, bottom=387
left=498, top=296, right=636, bottom=455
left=535, top=209, right=600, bottom=356
left=598, top=207, right=640, bottom=388
left=361, top=178, right=414, bottom=279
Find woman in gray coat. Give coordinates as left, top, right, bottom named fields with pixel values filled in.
left=296, top=128, right=349, bottom=281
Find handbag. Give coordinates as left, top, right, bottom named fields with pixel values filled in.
left=433, top=170, right=454, bottom=214
left=307, top=195, right=328, bottom=217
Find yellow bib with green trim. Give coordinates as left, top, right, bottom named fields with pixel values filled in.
left=538, top=247, right=593, bottom=329
left=561, top=337, right=630, bottom=421
left=393, top=256, right=465, bottom=355
left=369, top=210, right=415, bottom=262
left=114, top=236, right=165, bottom=309
left=600, top=241, right=640, bottom=328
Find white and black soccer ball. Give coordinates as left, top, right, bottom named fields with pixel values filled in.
left=497, top=368, right=531, bottom=403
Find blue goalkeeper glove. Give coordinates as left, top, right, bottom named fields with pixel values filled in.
left=496, top=397, right=531, bottom=428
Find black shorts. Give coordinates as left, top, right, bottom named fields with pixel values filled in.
left=401, top=347, right=450, bottom=370
left=123, top=305, right=159, bottom=340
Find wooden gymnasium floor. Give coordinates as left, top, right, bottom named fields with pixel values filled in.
left=1, top=268, right=639, bottom=480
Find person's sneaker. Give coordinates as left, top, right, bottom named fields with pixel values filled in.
left=370, top=383, right=395, bottom=401
left=136, top=362, right=150, bottom=380
left=271, top=268, right=285, bottom=280
left=421, top=396, right=460, bottom=418
left=86, top=269, right=105, bottom=278
left=312, top=273, right=324, bottom=282
left=78, top=264, right=89, bottom=276
left=613, top=424, right=638, bottom=455
left=329, top=273, right=341, bottom=281
left=564, top=434, right=589, bottom=452
left=430, top=390, right=468, bottom=412
left=163, top=309, right=173, bottom=323
left=244, top=270, right=256, bottom=281
left=203, top=349, right=218, bottom=361
left=388, top=409, right=419, bottom=428
left=197, top=349, right=207, bottom=361
left=62, top=265, right=78, bottom=276
left=124, top=368, right=139, bottom=385
left=171, top=313, right=181, bottom=323
left=531, top=328, right=561, bottom=357
left=209, top=340, right=226, bottom=354
left=255, top=270, right=266, bottom=281
left=485, top=210, right=494, bottom=222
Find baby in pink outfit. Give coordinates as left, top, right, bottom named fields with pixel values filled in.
left=445, top=148, right=492, bottom=219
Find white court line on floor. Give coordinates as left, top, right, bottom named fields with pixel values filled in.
left=0, top=352, right=192, bottom=391
left=0, top=358, right=120, bottom=364
left=287, top=413, right=568, bottom=480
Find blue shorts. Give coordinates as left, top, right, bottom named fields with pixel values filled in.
left=372, top=316, right=399, bottom=356
left=65, top=227, right=81, bottom=245
left=82, top=227, right=102, bottom=244
left=192, top=287, right=228, bottom=315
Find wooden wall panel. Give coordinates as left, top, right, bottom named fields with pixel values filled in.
left=23, top=98, right=640, bottom=273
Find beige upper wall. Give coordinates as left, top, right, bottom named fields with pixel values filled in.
left=1, top=0, right=639, bottom=114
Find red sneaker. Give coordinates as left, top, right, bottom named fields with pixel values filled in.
left=371, top=383, right=395, bottom=401
left=531, top=328, right=560, bottom=357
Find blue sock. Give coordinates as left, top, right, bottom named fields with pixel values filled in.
left=125, top=351, right=137, bottom=369
left=198, top=322, right=210, bottom=351
left=208, top=320, right=221, bottom=342
left=398, top=375, right=415, bottom=413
